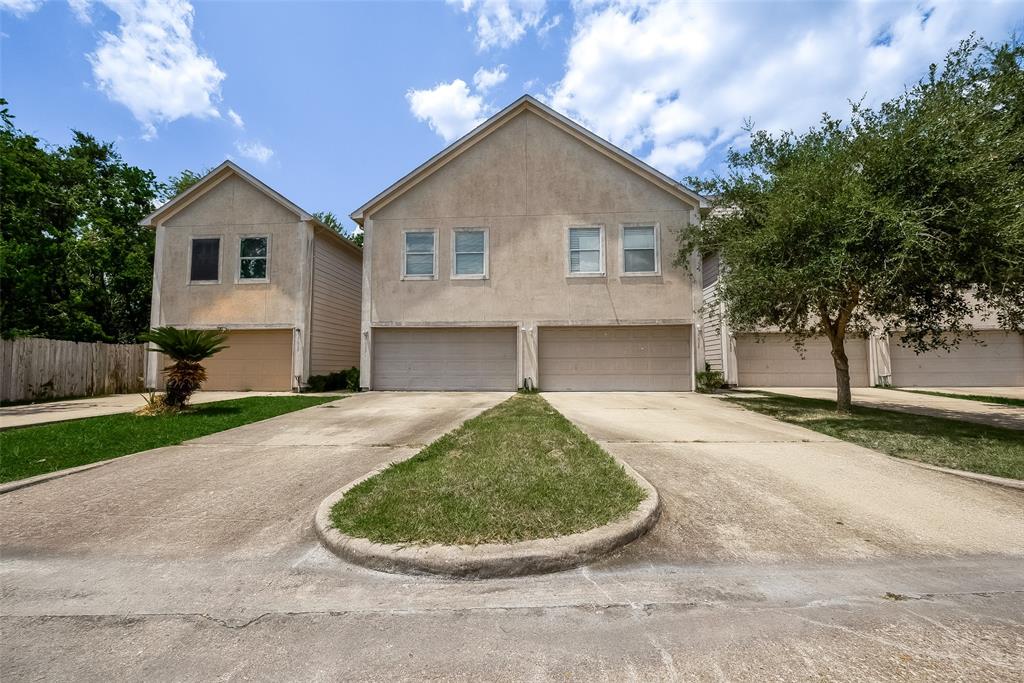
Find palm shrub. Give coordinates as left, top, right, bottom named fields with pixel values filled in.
left=140, top=327, right=229, bottom=408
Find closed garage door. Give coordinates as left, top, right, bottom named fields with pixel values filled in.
left=372, top=327, right=516, bottom=391
left=201, top=329, right=294, bottom=391
left=736, top=334, right=869, bottom=387
left=891, top=331, right=1024, bottom=387
left=539, top=325, right=691, bottom=391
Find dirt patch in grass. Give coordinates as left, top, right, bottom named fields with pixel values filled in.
left=726, top=392, right=1024, bottom=480
left=331, top=393, right=646, bottom=545
left=0, top=396, right=337, bottom=483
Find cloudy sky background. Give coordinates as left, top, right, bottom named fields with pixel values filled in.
left=2, top=0, right=1021, bottom=230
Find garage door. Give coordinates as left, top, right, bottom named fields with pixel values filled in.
left=372, top=327, right=516, bottom=391
left=201, top=329, right=294, bottom=391
left=736, top=334, right=869, bottom=387
left=891, top=331, right=1024, bottom=387
left=539, top=325, right=691, bottom=391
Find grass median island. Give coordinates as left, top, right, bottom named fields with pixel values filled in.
left=726, top=392, right=1024, bottom=480
left=0, top=395, right=336, bottom=483
left=331, top=393, right=646, bottom=546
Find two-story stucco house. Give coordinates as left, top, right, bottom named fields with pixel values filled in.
left=351, top=96, right=708, bottom=391
left=141, top=161, right=362, bottom=391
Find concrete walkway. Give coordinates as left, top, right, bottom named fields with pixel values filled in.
left=2, top=391, right=1023, bottom=680
left=0, top=390, right=309, bottom=429
left=910, top=386, right=1024, bottom=400
left=748, top=386, right=1024, bottom=430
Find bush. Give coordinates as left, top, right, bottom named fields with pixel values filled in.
left=695, top=363, right=725, bottom=393
left=306, top=367, right=360, bottom=393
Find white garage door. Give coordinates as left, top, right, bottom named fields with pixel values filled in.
left=891, top=331, right=1024, bottom=387
left=372, top=327, right=516, bottom=391
left=736, top=334, right=869, bottom=387
left=539, top=325, right=691, bottom=391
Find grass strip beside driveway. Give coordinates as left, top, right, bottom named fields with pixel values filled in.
left=0, top=396, right=336, bottom=483
left=726, top=392, right=1024, bottom=480
left=331, top=393, right=646, bottom=545
left=894, top=388, right=1024, bottom=408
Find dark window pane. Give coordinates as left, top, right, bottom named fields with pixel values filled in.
left=624, top=248, right=656, bottom=273
left=191, top=238, right=219, bottom=281
left=240, top=258, right=266, bottom=280
left=240, top=237, right=267, bottom=257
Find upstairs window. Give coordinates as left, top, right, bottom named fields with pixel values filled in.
left=453, top=229, right=487, bottom=278
left=190, top=237, right=220, bottom=282
left=239, top=236, right=269, bottom=281
left=568, top=227, right=604, bottom=275
left=404, top=230, right=436, bottom=279
left=622, top=225, right=658, bottom=274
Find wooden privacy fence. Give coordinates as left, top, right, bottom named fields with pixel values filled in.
left=1, top=338, right=146, bottom=403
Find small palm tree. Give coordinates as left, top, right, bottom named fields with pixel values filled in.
left=140, top=327, right=229, bottom=408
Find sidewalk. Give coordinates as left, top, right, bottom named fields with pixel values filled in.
left=0, top=391, right=296, bottom=429
left=749, top=387, right=1024, bottom=430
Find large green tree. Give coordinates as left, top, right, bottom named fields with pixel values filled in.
left=163, top=168, right=210, bottom=201
left=683, top=39, right=1023, bottom=411
left=1, top=101, right=160, bottom=342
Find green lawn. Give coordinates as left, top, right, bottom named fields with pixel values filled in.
left=726, top=393, right=1024, bottom=479
left=895, top=388, right=1024, bottom=408
left=0, top=396, right=336, bottom=483
left=331, top=393, right=646, bottom=545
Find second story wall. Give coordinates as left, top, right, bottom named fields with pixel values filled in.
left=155, top=174, right=307, bottom=327
left=366, top=109, right=699, bottom=325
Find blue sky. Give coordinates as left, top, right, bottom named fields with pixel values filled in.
left=2, top=1, right=1022, bottom=233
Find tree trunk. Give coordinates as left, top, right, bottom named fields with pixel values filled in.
left=829, top=336, right=853, bottom=413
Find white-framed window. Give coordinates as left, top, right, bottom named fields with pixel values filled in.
left=402, top=229, right=437, bottom=279
left=621, top=224, right=659, bottom=275
left=238, top=235, right=270, bottom=282
left=567, top=226, right=605, bottom=276
left=188, top=236, right=221, bottom=284
left=452, top=228, right=488, bottom=279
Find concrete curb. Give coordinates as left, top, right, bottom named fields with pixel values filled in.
left=314, top=455, right=661, bottom=579
left=0, top=461, right=112, bottom=495
left=906, top=460, right=1024, bottom=491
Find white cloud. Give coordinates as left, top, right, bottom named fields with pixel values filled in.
left=407, top=79, right=489, bottom=142
left=227, top=108, right=244, bottom=128
left=537, top=13, right=560, bottom=37
left=235, top=140, right=274, bottom=163
left=547, top=0, right=1023, bottom=179
left=473, top=64, right=508, bottom=92
left=68, top=0, right=92, bottom=23
left=88, top=0, right=226, bottom=139
left=0, top=0, right=43, bottom=17
left=449, top=0, right=548, bottom=50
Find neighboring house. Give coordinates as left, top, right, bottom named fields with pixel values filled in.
left=351, top=95, right=708, bottom=391
left=141, top=161, right=362, bottom=391
left=700, top=255, right=1024, bottom=388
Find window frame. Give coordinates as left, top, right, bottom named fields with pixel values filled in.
left=187, top=235, right=222, bottom=285
left=236, top=234, right=271, bottom=284
left=619, top=223, right=661, bottom=277
left=450, top=227, right=489, bottom=280
left=566, top=225, right=606, bottom=277
left=401, top=228, right=439, bottom=280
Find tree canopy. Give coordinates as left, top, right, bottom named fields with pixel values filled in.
left=1, top=100, right=161, bottom=343
left=313, top=210, right=364, bottom=247
left=682, top=39, right=1024, bottom=411
left=163, top=168, right=210, bottom=201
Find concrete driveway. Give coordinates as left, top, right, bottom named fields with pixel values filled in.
left=748, top=386, right=1024, bottom=430
left=3, top=390, right=1023, bottom=680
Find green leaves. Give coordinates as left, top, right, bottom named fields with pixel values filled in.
left=0, top=100, right=159, bottom=343
left=140, top=326, right=229, bottom=362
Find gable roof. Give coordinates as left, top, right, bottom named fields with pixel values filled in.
left=350, top=94, right=707, bottom=225
left=140, top=160, right=360, bottom=255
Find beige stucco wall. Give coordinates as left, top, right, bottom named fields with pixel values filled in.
left=156, top=174, right=307, bottom=328
left=362, top=109, right=702, bottom=388
left=367, top=110, right=698, bottom=325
